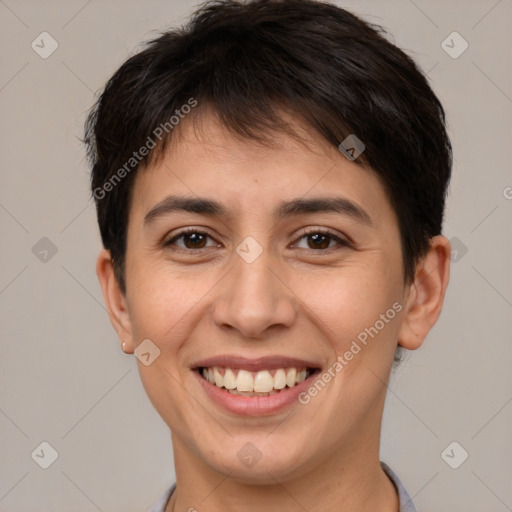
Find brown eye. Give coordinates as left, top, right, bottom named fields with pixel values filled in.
left=165, top=229, right=218, bottom=250
left=305, top=232, right=332, bottom=249
left=181, top=232, right=207, bottom=249
left=294, top=229, right=350, bottom=251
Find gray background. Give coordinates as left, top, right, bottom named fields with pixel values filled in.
left=1, top=0, right=511, bottom=511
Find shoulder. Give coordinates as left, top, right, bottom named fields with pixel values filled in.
left=381, top=461, right=417, bottom=512
left=148, top=483, right=176, bottom=512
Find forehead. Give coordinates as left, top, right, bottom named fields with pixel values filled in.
left=130, top=111, right=397, bottom=230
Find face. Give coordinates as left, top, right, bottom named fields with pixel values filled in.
left=118, top=113, right=410, bottom=483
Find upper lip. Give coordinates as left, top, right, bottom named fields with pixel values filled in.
left=191, top=355, right=322, bottom=372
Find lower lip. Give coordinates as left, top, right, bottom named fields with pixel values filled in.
left=193, top=369, right=320, bottom=416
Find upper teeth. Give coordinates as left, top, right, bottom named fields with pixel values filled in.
left=201, top=367, right=309, bottom=393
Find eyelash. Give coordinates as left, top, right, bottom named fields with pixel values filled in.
left=163, top=227, right=352, bottom=252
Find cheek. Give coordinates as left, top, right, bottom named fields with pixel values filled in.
left=127, top=268, right=199, bottom=346
left=303, top=265, right=402, bottom=361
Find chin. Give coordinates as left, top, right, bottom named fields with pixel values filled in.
left=200, top=442, right=314, bottom=485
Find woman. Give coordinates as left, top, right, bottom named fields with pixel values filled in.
left=85, top=1, right=452, bottom=510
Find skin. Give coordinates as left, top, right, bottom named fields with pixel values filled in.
left=97, top=111, right=451, bottom=512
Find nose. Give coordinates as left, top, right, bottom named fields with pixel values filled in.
left=212, top=247, right=297, bottom=339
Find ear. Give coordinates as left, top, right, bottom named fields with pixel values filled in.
left=398, top=235, right=451, bottom=350
left=96, top=249, right=134, bottom=353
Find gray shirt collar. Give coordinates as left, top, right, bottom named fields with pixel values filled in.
left=150, top=462, right=417, bottom=512
left=381, top=461, right=417, bottom=512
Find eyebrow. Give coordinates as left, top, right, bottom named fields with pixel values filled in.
left=143, top=195, right=372, bottom=227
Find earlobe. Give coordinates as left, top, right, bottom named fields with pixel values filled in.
left=397, top=235, right=451, bottom=350
left=96, top=249, right=134, bottom=353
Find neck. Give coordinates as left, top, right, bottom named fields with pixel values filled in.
left=166, top=425, right=398, bottom=512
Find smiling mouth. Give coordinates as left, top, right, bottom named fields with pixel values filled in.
left=195, top=366, right=319, bottom=396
